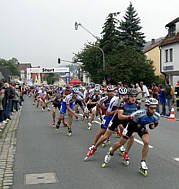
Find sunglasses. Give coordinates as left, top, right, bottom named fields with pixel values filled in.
left=149, top=107, right=157, bottom=110
left=130, top=95, right=137, bottom=98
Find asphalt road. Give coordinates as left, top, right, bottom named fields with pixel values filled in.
left=13, top=97, right=179, bottom=189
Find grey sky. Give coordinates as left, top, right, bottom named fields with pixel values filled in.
left=0, top=0, right=178, bottom=68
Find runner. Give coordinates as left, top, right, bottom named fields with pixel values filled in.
left=74, top=87, right=86, bottom=119
left=84, top=87, right=128, bottom=160
left=56, top=88, right=82, bottom=136
left=102, top=98, right=160, bottom=176
left=46, top=93, right=63, bottom=127
left=87, top=87, right=101, bottom=130
left=85, top=87, right=115, bottom=156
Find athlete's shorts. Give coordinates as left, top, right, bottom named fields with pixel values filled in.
left=122, top=121, right=148, bottom=139
left=52, top=101, right=61, bottom=110
left=75, top=100, right=83, bottom=107
left=101, top=114, right=114, bottom=130
left=87, top=103, right=96, bottom=111
left=60, top=101, right=74, bottom=114
left=108, top=114, right=129, bottom=131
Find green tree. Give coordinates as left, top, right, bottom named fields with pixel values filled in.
left=74, top=43, right=104, bottom=83
left=0, top=58, right=20, bottom=76
left=119, top=2, right=145, bottom=52
left=46, top=73, right=55, bottom=84
left=73, top=6, right=158, bottom=85
left=106, top=45, right=157, bottom=86
left=100, top=12, right=120, bottom=55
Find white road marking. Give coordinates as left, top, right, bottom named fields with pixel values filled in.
left=174, top=158, right=179, bottom=162
left=134, top=138, right=153, bottom=149
left=78, top=114, right=154, bottom=149
left=93, top=121, right=101, bottom=125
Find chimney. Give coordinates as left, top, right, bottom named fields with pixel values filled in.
left=151, top=39, right=155, bottom=44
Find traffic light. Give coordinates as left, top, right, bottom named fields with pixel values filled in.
left=58, top=58, right=61, bottom=64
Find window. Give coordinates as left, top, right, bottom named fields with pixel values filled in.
left=168, top=25, right=176, bottom=38
left=165, top=49, right=168, bottom=62
left=169, top=48, right=173, bottom=62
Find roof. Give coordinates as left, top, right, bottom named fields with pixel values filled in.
left=17, top=63, right=32, bottom=73
left=143, top=40, right=162, bottom=53
left=160, top=33, right=179, bottom=47
left=165, top=17, right=179, bottom=27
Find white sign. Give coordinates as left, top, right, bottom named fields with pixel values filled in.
left=27, top=67, right=69, bottom=73
left=26, top=67, right=70, bottom=85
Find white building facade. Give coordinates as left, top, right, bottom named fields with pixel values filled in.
left=160, top=18, right=179, bottom=86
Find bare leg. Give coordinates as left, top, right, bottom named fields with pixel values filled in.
left=111, top=137, right=127, bottom=154
left=126, top=133, right=135, bottom=153
left=68, top=112, right=73, bottom=129
left=141, top=134, right=149, bottom=161
left=52, top=107, right=56, bottom=121
left=95, top=129, right=113, bottom=148
left=89, top=109, right=96, bottom=124
left=94, top=128, right=106, bottom=145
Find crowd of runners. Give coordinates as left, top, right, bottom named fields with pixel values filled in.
left=1, top=78, right=175, bottom=176
left=17, top=80, right=164, bottom=176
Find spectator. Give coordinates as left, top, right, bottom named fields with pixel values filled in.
left=165, top=80, right=173, bottom=116
left=135, top=83, right=142, bottom=109
left=19, top=85, right=24, bottom=106
left=12, top=85, right=19, bottom=112
left=130, top=83, right=135, bottom=88
left=159, top=84, right=166, bottom=115
left=117, top=81, right=123, bottom=89
left=0, top=84, right=5, bottom=124
left=4, top=83, right=15, bottom=119
left=152, top=83, right=159, bottom=112
left=140, top=81, right=150, bottom=99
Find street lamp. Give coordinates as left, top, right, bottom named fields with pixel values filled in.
left=75, top=22, right=99, bottom=40
left=75, top=21, right=105, bottom=72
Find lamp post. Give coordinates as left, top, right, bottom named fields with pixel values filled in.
left=75, top=22, right=105, bottom=73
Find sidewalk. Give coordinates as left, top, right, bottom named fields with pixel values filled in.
left=0, top=110, right=21, bottom=189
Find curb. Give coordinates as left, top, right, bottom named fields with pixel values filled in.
left=0, top=109, right=22, bottom=189
left=160, top=115, right=179, bottom=121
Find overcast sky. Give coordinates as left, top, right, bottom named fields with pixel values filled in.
left=0, top=0, right=178, bottom=67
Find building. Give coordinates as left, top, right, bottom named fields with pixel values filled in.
left=77, top=66, right=91, bottom=84
left=160, top=17, right=179, bottom=85
left=17, top=63, right=32, bottom=81
left=144, top=38, right=163, bottom=76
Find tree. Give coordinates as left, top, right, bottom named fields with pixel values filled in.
left=0, top=58, right=20, bottom=76
left=119, top=2, right=145, bottom=52
left=8, top=57, right=19, bottom=64
left=106, top=45, right=157, bottom=86
left=100, top=12, right=120, bottom=55
left=73, top=6, right=158, bottom=85
left=46, top=73, right=55, bottom=84
left=74, top=43, right=104, bottom=83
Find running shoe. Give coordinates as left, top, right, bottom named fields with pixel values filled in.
left=123, top=152, right=130, bottom=161
left=63, top=121, right=68, bottom=127
left=104, top=151, right=112, bottom=164
left=86, top=146, right=96, bottom=157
